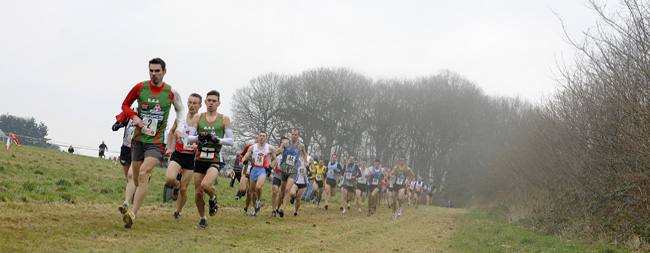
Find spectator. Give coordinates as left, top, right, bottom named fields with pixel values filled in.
left=99, top=141, right=108, bottom=158
left=68, top=145, right=74, bottom=154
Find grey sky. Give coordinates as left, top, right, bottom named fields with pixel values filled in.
left=0, top=0, right=609, bottom=157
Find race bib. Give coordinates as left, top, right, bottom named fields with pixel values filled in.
left=372, top=178, right=379, bottom=185
left=316, top=174, right=322, bottom=180
left=199, top=147, right=215, bottom=159
left=286, top=155, right=296, bottom=166
left=396, top=178, right=404, bottom=185
left=254, top=155, right=264, bottom=165
left=358, top=177, right=366, bottom=184
left=345, top=172, right=353, bottom=180
left=416, top=185, right=422, bottom=191
left=142, top=117, right=158, bottom=136
left=327, top=169, right=334, bottom=176
left=182, top=137, right=193, bottom=151
left=298, top=167, right=306, bottom=176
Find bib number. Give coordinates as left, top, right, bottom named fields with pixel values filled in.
left=358, top=177, right=366, bottom=184
left=182, top=137, right=193, bottom=151
left=199, top=148, right=215, bottom=159
left=372, top=178, right=379, bottom=185
left=327, top=169, right=334, bottom=176
left=298, top=167, right=307, bottom=176
left=396, top=178, right=404, bottom=185
left=142, top=117, right=158, bottom=136
left=316, top=174, right=322, bottom=180
left=345, top=172, right=353, bottom=180
left=254, top=155, right=264, bottom=165
left=286, top=155, right=296, bottom=166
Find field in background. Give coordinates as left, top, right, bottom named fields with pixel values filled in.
left=0, top=145, right=625, bottom=252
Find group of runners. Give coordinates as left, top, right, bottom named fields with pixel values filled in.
left=112, top=58, right=438, bottom=229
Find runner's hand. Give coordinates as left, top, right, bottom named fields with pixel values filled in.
left=165, top=149, right=172, bottom=157
left=174, top=130, right=182, bottom=143
left=133, top=115, right=144, bottom=128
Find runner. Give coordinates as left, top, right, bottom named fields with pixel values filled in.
left=114, top=110, right=136, bottom=216
left=187, top=90, right=234, bottom=228
left=366, top=159, right=386, bottom=216
left=340, top=155, right=361, bottom=214
left=311, top=157, right=326, bottom=207
left=276, top=128, right=307, bottom=217
left=425, top=177, right=437, bottom=210
left=119, top=58, right=186, bottom=228
left=289, top=155, right=312, bottom=216
left=270, top=137, right=288, bottom=217
left=323, top=154, right=342, bottom=210
left=355, top=159, right=369, bottom=214
left=163, top=93, right=202, bottom=220
left=407, top=178, right=415, bottom=206
left=237, top=135, right=258, bottom=214
left=413, top=176, right=424, bottom=209
left=240, top=131, right=277, bottom=217
left=390, top=156, right=415, bottom=220
left=386, top=166, right=395, bottom=208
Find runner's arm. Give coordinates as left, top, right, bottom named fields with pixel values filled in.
left=165, top=121, right=178, bottom=155
left=170, top=87, right=186, bottom=135
left=216, top=115, right=234, bottom=146
left=121, top=83, right=142, bottom=120
left=185, top=114, right=201, bottom=144
left=269, top=146, right=278, bottom=168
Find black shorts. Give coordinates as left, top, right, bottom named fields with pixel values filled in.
left=356, top=184, right=367, bottom=192
left=415, top=191, right=421, bottom=197
left=170, top=151, right=195, bottom=171
left=273, top=177, right=281, bottom=186
left=326, top=178, right=337, bottom=188
left=131, top=141, right=163, bottom=161
left=194, top=160, right=220, bottom=175
left=315, top=180, right=324, bottom=188
left=367, top=185, right=379, bottom=193
left=281, top=172, right=297, bottom=181
left=119, top=146, right=132, bottom=166
left=427, top=192, right=434, bottom=197
left=343, top=185, right=355, bottom=192
left=296, top=183, right=307, bottom=189
left=394, top=184, right=406, bottom=192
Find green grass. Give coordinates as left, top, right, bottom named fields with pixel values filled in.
left=452, top=209, right=627, bottom=252
left=0, top=145, right=629, bottom=252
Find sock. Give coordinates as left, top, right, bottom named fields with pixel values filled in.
left=201, top=216, right=207, bottom=220
left=211, top=195, right=217, bottom=201
left=123, top=202, right=129, bottom=208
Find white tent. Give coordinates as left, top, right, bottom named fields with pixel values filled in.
left=0, top=129, right=7, bottom=142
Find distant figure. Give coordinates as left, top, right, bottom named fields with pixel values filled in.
left=99, top=141, right=108, bottom=158
left=68, top=145, right=74, bottom=154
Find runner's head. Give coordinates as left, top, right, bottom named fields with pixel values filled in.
left=148, top=58, right=166, bottom=85
left=280, top=136, right=288, bottom=145
left=429, top=178, right=434, bottom=183
left=418, top=176, right=422, bottom=181
left=187, top=93, right=202, bottom=114
left=331, top=154, right=337, bottom=163
left=258, top=131, right=268, bottom=144
left=361, top=160, right=367, bottom=168
left=290, top=128, right=300, bottom=142
left=348, top=155, right=355, bottom=165
left=205, top=90, right=221, bottom=112
left=319, top=159, right=325, bottom=165
left=399, top=155, right=406, bottom=166
left=374, top=159, right=380, bottom=168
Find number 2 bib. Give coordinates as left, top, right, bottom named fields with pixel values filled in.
left=142, top=117, right=158, bottom=136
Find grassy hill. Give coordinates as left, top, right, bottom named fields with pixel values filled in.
left=0, top=145, right=626, bottom=252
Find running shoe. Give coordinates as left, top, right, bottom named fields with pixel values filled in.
left=324, top=205, right=328, bottom=210
left=278, top=209, right=285, bottom=218
left=251, top=210, right=257, bottom=217
left=209, top=195, right=218, bottom=216
left=426, top=207, right=429, bottom=211
left=340, top=206, right=344, bottom=211
left=290, top=197, right=295, bottom=205
left=367, top=210, right=372, bottom=216
left=317, top=201, right=320, bottom=208
left=398, top=208, right=402, bottom=216
left=197, top=218, right=207, bottom=229
left=118, top=203, right=129, bottom=215
left=172, top=187, right=179, bottom=201
left=294, top=211, right=298, bottom=217
left=271, top=210, right=276, bottom=217
left=254, top=201, right=261, bottom=213
left=358, top=208, right=362, bottom=213
left=347, top=204, right=350, bottom=209
left=392, top=214, right=397, bottom=220
left=341, top=209, right=347, bottom=214
left=173, top=212, right=181, bottom=220
left=123, top=212, right=135, bottom=228
left=243, top=207, right=249, bottom=215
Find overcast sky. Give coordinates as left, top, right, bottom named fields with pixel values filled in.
left=1, top=0, right=612, bottom=157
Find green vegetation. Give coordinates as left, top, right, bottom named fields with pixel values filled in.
left=0, top=145, right=626, bottom=251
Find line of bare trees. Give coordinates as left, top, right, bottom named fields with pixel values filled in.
left=229, top=68, right=530, bottom=207
left=474, top=0, right=650, bottom=248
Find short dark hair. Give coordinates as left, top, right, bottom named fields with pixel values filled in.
left=207, top=90, right=220, bottom=101
left=280, top=136, right=288, bottom=141
left=259, top=131, right=267, bottom=136
left=189, top=93, right=202, bottom=102
left=291, top=128, right=300, bottom=134
left=374, top=159, right=380, bottom=163
left=149, top=58, right=166, bottom=70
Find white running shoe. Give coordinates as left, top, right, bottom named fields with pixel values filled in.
left=341, top=209, right=347, bottom=214
left=398, top=208, right=402, bottom=216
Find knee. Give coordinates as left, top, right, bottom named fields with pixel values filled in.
left=165, top=177, right=177, bottom=186
left=201, top=183, right=212, bottom=192
left=195, top=191, right=204, bottom=199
